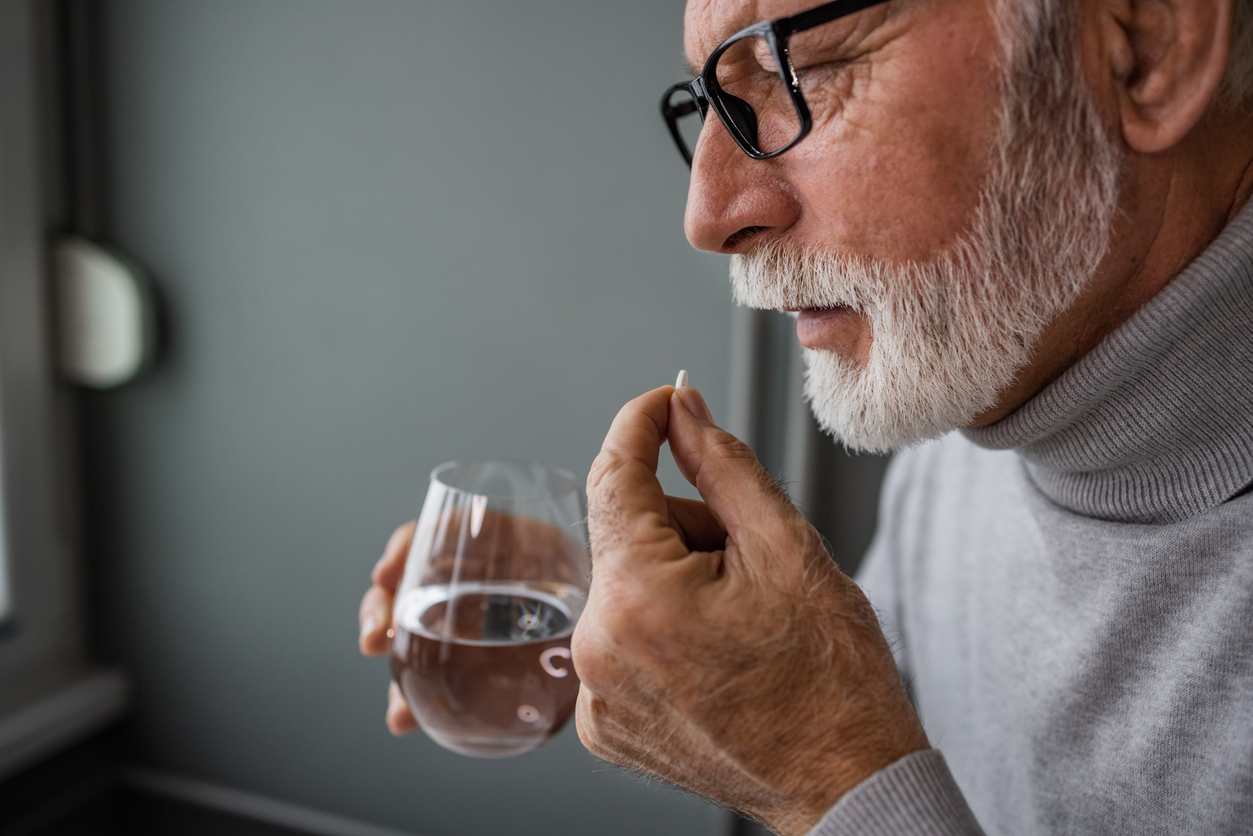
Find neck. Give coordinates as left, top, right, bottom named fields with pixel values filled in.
left=962, top=197, right=1253, bottom=523
left=971, top=105, right=1253, bottom=428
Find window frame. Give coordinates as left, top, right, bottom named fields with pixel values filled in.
left=0, top=0, right=126, bottom=781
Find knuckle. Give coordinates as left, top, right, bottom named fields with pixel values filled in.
left=571, top=630, right=621, bottom=691
left=575, top=691, right=627, bottom=766
left=575, top=705, right=608, bottom=759
left=586, top=449, right=629, bottom=497
left=707, top=430, right=756, bottom=462
left=576, top=725, right=603, bottom=759
left=586, top=494, right=632, bottom=559
left=751, top=523, right=831, bottom=590
left=570, top=626, right=608, bottom=688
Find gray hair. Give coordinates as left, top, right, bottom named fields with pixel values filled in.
left=1221, top=0, right=1253, bottom=105
left=998, top=0, right=1253, bottom=109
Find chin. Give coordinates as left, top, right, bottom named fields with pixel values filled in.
left=800, top=337, right=1016, bottom=455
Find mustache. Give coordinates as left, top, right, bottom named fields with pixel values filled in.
left=728, top=241, right=892, bottom=312
left=729, top=237, right=973, bottom=320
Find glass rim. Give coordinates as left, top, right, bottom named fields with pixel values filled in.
left=428, top=459, right=582, bottom=501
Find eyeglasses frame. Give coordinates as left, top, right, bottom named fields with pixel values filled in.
left=661, top=0, right=892, bottom=167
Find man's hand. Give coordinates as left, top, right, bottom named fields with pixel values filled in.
left=358, top=521, right=420, bottom=736
left=572, top=384, right=928, bottom=836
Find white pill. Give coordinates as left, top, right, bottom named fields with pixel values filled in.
left=675, top=369, right=689, bottom=389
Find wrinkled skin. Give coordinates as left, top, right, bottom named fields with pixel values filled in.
left=571, top=385, right=927, bottom=834
left=683, top=0, right=1253, bottom=422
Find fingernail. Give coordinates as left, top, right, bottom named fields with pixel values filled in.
left=361, top=615, right=378, bottom=642
left=678, top=387, right=713, bottom=422
left=675, top=369, right=688, bottom=389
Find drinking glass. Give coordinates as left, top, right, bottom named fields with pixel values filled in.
left=390, top=461, right=590, bottom=758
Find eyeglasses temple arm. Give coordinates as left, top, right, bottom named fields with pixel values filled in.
left=776, top=0, right=890, bottom=38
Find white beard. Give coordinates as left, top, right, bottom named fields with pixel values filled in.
left=729, top=0, right=1123, bottom=453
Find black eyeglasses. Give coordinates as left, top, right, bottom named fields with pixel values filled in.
left=661, top=0, right=891, bottom=167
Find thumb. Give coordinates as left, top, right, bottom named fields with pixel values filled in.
left=667, top=385, right=802, bottom=540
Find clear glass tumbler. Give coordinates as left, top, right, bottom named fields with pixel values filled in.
left=390, top=461, right=590, bottom=758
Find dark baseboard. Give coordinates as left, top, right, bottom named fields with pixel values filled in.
left=0, top=725, right=308, bottom=836
left=2, top=724, right=759, bottom=836
left=0, top=720, right=125, bottom=834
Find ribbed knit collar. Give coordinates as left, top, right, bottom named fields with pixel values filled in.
left=963, top=202, right=1253, bottom=524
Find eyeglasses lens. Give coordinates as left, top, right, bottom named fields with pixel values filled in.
left=714, top=36, right=803, bottom=156
left=666, top=86, right=705, bottom=163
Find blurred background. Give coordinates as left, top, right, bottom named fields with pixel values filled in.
left=0, top=1, right=888, bottom=834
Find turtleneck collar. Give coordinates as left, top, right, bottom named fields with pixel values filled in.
left=963, top=202, right=1253, bottom=524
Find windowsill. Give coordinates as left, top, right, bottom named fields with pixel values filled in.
left=0, top=659, right=130, bottom=782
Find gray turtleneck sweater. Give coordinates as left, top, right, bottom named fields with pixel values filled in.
left=808, top=204, right=1253, bottom=836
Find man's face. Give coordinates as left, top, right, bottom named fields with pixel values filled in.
left=683, top=0, right=1121, bottom=451
left=683, top=0, right=1004, bottom=360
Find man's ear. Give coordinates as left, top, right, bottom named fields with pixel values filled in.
left=1106, top=0, right=1234, bottom=153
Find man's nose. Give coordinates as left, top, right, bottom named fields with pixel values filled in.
left=683, top=119, right=800, bottom=254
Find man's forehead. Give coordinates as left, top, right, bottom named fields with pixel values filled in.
left=683, top=0, right=859, bottom=70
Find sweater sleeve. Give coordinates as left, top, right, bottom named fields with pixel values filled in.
left=806, top=750, right=986, bottom=836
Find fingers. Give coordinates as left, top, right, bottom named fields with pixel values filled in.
left=589, top=386, right=672, bottom=518
left=386, top=682, right=418, bottom=736
left=364, top=525, right=419, bottom=735
left=586, top=387, right=688, bottom=563
left=373, top=521, right=416, bottom=590
left=666, top=495, right=727, bottom=553
left=668, top=386, right=801, bottom=539
left=359, top=521, right=415, bottom=656
left=358, top=585, right=394, bottom=656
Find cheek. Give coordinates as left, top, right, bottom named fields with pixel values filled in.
left=788, top=20, right=1002, bottom=260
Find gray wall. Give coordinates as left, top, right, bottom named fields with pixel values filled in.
left=84, top=2, right=735, bottom=834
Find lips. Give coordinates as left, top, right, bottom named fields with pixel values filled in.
left=795, top=306, right=860, bottom=349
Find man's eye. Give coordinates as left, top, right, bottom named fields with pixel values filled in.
left=795, top=60, right=849, bottom=86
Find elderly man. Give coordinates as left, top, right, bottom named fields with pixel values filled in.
left=360, top=0, right=1253, bottom=833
